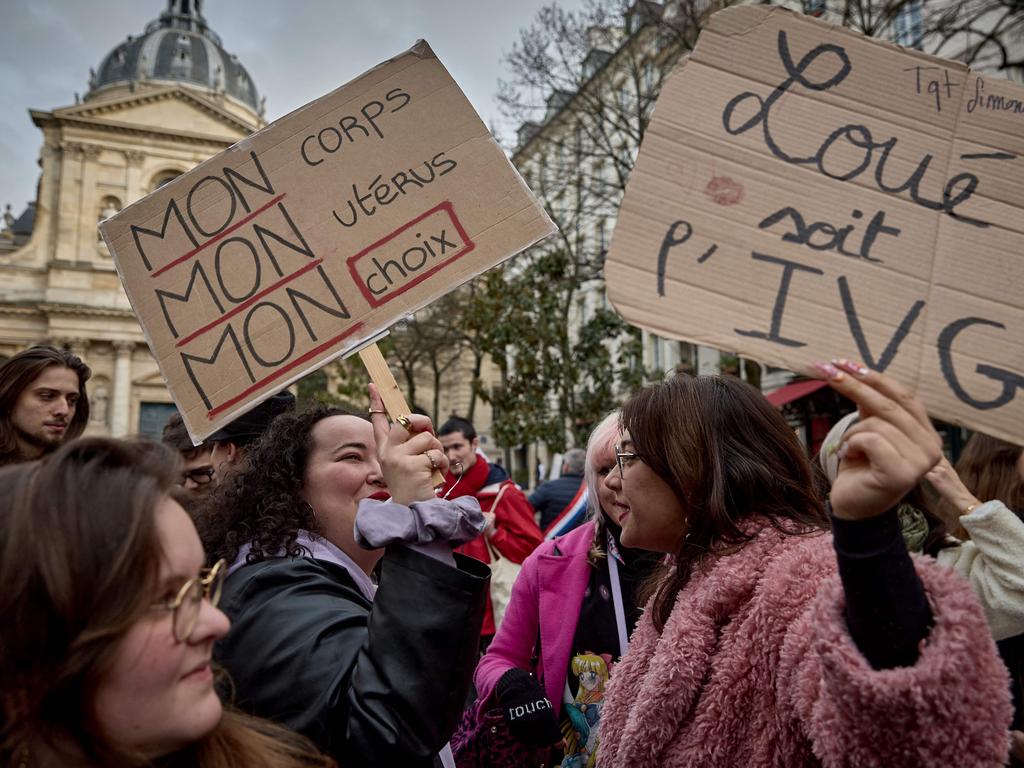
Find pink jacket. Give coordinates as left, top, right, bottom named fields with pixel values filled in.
left=597, top=519, right=1012, bottom=767
left=474, top=521, right=594, bottom=718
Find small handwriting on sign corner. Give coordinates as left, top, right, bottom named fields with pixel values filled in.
left=905, top=66, right=961, bottom=113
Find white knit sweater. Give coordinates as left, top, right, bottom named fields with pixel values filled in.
left=937, top=500, right=1024, bottom=641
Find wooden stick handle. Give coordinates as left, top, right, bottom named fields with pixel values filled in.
left=359, top=342, right=446, bottom=487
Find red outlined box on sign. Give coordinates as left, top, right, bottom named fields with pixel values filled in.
left=347, top=201, right=475, bottom=309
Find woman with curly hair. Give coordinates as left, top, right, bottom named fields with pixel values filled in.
left=200, top=386, right=490, bottom=768
left=0, top=437, right=332, bottom=768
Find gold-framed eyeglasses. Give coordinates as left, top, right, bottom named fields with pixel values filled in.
left=155, top=559, right=227, bottom=642
left=615, top=446, right=640, bottom=479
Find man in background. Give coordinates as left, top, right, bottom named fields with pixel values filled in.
left=199, top=390, right=296, bottom=482
left=0, top=345, right=90, bottom=466
left=529, top=447, right=586, bottom=534
left=439, top=416, right=542, bottom=644
left=163, top=390, right=295, bottom=484
left=162, top=411, right=216, bottom=505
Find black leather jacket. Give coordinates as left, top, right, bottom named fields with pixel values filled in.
left=216, top=545, right=489, bottom=767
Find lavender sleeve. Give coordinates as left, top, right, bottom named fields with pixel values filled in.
left=354, top=496, right=486, bottom=566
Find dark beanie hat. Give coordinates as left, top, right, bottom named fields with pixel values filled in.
left=207, top=390, right=296, bottom=445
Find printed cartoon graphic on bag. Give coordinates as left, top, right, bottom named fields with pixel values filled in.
left=559, top=652, right=611, bottom=768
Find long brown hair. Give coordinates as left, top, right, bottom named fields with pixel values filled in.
left=938, top=433, right=1024, bottom=538
left=0, top=437, right=331, bottom=768
left=622, top=375, right=827, bottom=631
left=0, top=345, right=91, bottom=463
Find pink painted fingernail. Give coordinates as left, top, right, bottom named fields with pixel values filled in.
left=833, top=359, right=871, bottom=377
left=814, top=362, right=844, bottom=380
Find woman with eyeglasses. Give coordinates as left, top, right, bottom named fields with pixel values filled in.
left=595, top=362, right=1011, bottom=767
left=0, top=437, right=333, bottom=768
left=452, top=410, right=661, bottom=768
left=199, top=388, right=490, bottom=768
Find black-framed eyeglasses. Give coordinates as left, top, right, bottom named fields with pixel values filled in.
left=154, top=559, right=227, bottom=642
left=615, top=446, right=640, bottom=479
left=180, top=466, right=215, bottom=486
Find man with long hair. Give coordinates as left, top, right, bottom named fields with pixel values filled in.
left=0, top=345, right=90, bottom=466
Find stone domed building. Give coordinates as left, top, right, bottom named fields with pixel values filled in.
left=0, top=0, right=265, bottom=437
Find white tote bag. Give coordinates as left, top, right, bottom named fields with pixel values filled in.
left=482, top=485, right=522, bottom=629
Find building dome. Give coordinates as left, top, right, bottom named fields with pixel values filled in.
left=87, top=0, right=262, bottom=117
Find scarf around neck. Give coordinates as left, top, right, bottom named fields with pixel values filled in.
left=441, top=452, right=492, bottom=498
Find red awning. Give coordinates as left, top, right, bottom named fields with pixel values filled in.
left=764, top=379, right=828, bottom=407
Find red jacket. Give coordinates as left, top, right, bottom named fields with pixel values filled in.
left=444, top=455, right=542, bottom=636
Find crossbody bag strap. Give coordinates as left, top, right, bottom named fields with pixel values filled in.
left=483, top=482, right=511, bottom=560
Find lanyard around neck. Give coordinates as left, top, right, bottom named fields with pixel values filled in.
left=606, top=530, right=629, bottom=659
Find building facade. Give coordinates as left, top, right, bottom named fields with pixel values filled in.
left=505, top=1, right=706, bottom=477
left=0, top=0, right=265, bottom=437
left=506, top=0, right=1024, bottom=466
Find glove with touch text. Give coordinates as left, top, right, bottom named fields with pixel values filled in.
left=495, top=668, right=562, bottom=748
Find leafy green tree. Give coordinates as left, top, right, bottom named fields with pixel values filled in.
left=308, top=293, right=471, bottom=425
left=475, top=1, right=679, bottom=456
left=471, top=249, right=651, bottom=456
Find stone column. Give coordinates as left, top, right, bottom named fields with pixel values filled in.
left=68, top=338, right=88, bottom=360
left=124, top=150, right=146, bottom=203
left=54, top=142, right=85, bottom=263
left=80, top=144, right=102, bottom=256
left=32, top=139, right=62, bottom=257
left=111, top=341, right=133, bottom=437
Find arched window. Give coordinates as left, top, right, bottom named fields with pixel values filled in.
left=150, top=169, right=183, bottom=192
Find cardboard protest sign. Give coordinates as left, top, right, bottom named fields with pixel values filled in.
left=100, top=41, right=555, bottom=442
left=605, top=6, right=1024, bottom=444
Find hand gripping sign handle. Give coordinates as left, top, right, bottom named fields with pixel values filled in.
left=358, top=342, right=447, bottom=487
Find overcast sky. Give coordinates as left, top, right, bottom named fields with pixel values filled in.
left=0, top=0, right=578, bottom=213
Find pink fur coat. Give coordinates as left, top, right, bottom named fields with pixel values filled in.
left=597, top=519, right=1011, bottom=767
